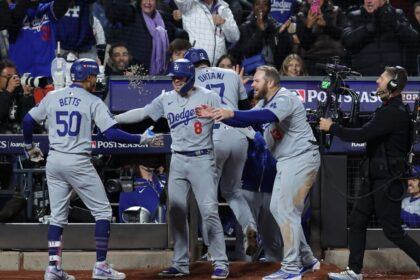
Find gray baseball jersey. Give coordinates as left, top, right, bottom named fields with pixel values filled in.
left=29, top=85, right=116, bottom=154
left=194, top=67, right=257, bottom=253
left=253, top=87, right=320, bottom=274
left=28, top=85, right=116, bottom=226
left=144, top=85, right=220, bottom=151
left=144, top=85, right=228, bottom=272
left=254, top=87, right=317, bottom=160
left=195, top=67, right=248, bottom=110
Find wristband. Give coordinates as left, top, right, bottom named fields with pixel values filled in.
left=24, top=143, right=34, bottom=150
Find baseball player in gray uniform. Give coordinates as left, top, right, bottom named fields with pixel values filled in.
left=114, top=58, right=229, bottom=279
left=196, top=65, right=321, bottom=280
left=184, top=47, right=258, bottom=256
left=23, top=58, right=158, bottom=280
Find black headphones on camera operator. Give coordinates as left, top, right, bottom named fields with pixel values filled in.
left=386, top=65, right=405, bottom=93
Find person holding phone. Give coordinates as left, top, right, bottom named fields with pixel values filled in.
left=310, top=0, right=321, bottom=14
left=295, top=0, right=346, bottom=75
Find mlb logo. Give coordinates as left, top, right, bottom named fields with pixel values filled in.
left=91, top=141, right=96, bottom=148
left=291, top=89, right=305, bottom=103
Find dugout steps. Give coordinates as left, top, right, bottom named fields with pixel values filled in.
left=0, top=249, right=418, bottom=271
left=0, top=250, right=172, bottom=271
left=0, top=223, right=168, bottom=250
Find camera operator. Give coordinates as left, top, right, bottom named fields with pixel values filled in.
left=319, top=66, right=420, bottom=280
left=0, top=59, right=36, bottom=134
left=0, top=59, right=36, bottom=192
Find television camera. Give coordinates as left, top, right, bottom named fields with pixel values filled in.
left=306, top=58, right=362, bottom=152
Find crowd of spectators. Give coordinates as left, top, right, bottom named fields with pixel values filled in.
left=0, top=0, right=418, bottom=79
left=0, top=2, right=418, bottom=166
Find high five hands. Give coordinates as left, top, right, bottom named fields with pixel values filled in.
left=195, top=105, right=234, bottom=121
left=140, top=126, right=165, bottom=145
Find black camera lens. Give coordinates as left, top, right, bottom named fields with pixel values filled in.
left=20, top=75, right=49, bottom=89
left=105, top=179, right=122, bottom=193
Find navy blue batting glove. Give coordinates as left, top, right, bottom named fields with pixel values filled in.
left=254, top=131, right=266, bottom=154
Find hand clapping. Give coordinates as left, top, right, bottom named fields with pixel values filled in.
left=195, top=105, right=234, bottom=121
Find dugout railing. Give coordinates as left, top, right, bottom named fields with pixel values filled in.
left=0, top=134, right=174, bottom=251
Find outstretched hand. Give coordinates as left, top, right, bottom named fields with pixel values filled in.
left=233, top=64, right=250, bottom=85
left=212, top=108, right=234, bottom=121
left=195, top=104, right=215, bottom=118
left=140, top=126, right=164, bottom=145
left=196, top=105, right=235, bottom=121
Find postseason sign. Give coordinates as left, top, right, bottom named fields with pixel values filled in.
left=108, top=76, right=420, bottom=113
left=0, top=134, right=172, bottom=155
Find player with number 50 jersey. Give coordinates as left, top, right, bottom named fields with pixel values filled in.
left=23, top=58, right=159, bottom=280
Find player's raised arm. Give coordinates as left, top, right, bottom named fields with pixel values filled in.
left=211, top=108, right=235, bottom=121
left=102, top=125, right=161, bottom=145
left=196, top=104, right=277, bottom=127
left=114, top=108, right=149, bottom=124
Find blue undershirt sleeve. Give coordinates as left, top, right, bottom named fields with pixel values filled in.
left=222, top=118, right=250, bottom=127
left=23, top=113, right=37, bottom=145
left=103, top=127, right=140, bottom=143
left=231, top=109, right=279, bottom=126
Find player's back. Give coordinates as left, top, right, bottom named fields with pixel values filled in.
left=30, top=85, right=116, bottom=154
left=195, top=67, right=248, bottom=110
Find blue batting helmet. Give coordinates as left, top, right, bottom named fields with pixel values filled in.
left=408, top=165, right=420, bottom=179
left=184, top=47, right=210, bottom=66
left=70, top=58, right=100, bottom=82
left=167, top=58, right=195, bottom=94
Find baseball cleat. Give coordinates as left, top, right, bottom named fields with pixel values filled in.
left=244, top=225, right=258, bottom=256
left=211, top=268, right=229, bottom=279
left=44, top=267, right=75, bottom=280
left=262, top=269, right=301, bottom=280
left=92, top=261, right=126, bottom=280
left=300, top=259, right=321, bottom=275
left=158, top=267, right=189, bottom=277
left=328, top=267, right=363, bottom=280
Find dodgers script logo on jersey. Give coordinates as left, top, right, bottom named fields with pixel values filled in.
left=167, top=108, right=196, bottom=129
left=22, top=14, right=50, bottom=32
left=271, top=0, right=292, bottom=13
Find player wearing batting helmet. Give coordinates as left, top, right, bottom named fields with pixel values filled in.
left=23, top=58, right=161, bottom=280
left=113, top=59, right=230, bottom=279
left=185, top=47, right=260, bottom=258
